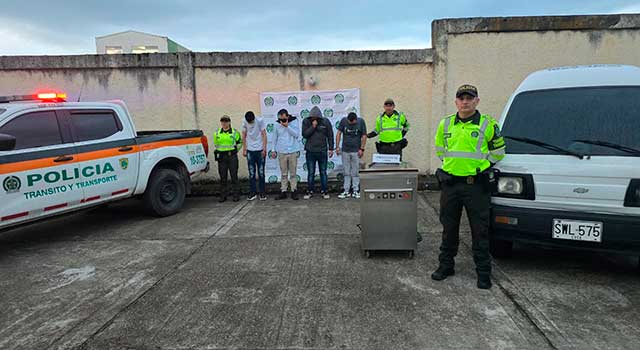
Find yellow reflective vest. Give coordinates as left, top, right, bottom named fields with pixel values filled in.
left=213, top=128, right=241, bottom=152
left=374, top=111, right=409, bottom=143
left=435, top=112, right=505, bottom=176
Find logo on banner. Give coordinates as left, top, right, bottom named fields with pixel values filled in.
left=296, top=151, right=301, bottom=158
left=349, top=107, right=358, bottom=113
left=288, top=96, right=298, bottom=106
left=324, top=108, right=334, bottom=118
left=266, top=123, right=274, bottom=133
left=303, top=163, right=308, bottom=171
left=335, top=120, right=340, bottom=129
left=3, top=176, right=21, bottom=193
left=328, top=161, right=335, bottom=170
left=311, top=95, right=321, bottom=105
left=300, top=109, right=310, bottom=118
left=264, top=96, right=274, bottom=106
left=337, top=173, right=344, bottom=182
left=268, top=175, right=278, bottom=183
left=269, top=150, right=278, bottom=159
left=335, top=94, right=345, bottom=104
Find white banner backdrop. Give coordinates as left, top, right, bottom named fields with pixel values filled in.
left=260, top=88, right=360, bottom=184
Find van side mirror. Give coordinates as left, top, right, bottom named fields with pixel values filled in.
left=0, top=133, right=16, bottom=151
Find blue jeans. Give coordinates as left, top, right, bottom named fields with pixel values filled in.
left=247, top=150, right=265, bottom=194
left=306, top=151, right=328, bottom=193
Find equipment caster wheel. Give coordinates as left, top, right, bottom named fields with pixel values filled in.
left=408, top=250, right=414, bottom=259
left=364, top=250, right=371, bottom=258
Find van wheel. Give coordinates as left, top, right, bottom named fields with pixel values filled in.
left=490, top=238, right=513, bottom=258
left=144, top=168, right=186, bottom=217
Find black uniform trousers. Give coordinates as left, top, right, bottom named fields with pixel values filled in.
left=438, top=179, right=491, bottom=276
left=217, top=151, right=239, bottom=197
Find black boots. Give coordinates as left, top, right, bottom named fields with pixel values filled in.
left=431, top=266, right=455, bottom=281
left=477, top=274, right=492, bottom=289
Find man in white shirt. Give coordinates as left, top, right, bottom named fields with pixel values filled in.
left=273, top=109, right=301, bottom=200
left=242, top=111, right=267, bottom=201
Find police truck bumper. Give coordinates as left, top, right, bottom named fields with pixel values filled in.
left=490, top=205, right=640, bottom=254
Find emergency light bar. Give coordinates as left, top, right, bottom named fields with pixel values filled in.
left=0, top=92, right=67, bottom=103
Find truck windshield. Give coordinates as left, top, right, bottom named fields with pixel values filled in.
left=502, top=86, right=640, bottom=157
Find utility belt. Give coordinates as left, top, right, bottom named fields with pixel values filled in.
left=435, top=168, right=498, bottom=191
left=213, top=148, right=238, bottom=161
left=375, top=139, right=408, bottom=153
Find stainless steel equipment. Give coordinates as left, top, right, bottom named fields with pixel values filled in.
left=359, top=163, right=419, bottom=258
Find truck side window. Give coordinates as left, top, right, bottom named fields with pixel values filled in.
left=70, top=111, right=122, bottom=142
left=0, top=111, right=62, bottom=150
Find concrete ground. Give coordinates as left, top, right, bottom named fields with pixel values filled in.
left=1, top=192, right=639, bottom=350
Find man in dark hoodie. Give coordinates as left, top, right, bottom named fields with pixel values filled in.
left=302, top=106, right=334, bottom=199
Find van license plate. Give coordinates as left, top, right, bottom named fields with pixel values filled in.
left=552, top=219, right=602, bottom=243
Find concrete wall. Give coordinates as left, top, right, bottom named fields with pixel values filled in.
left=3, top=14, right=640, bottom=180
left=195, top=63, right=432, bottom=175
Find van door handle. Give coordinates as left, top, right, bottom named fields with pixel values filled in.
left=53, top=155, right=74, bottom=163
left=118, top=146, right=134, bottom=152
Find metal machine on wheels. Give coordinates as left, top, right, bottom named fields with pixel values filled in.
left=359, top=161, right=419, bottom=258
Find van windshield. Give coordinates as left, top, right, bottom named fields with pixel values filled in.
left=502, top=86, right=640, bottom=156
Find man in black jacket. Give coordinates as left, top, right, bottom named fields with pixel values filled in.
left=302, top=106, right=334, bottom=199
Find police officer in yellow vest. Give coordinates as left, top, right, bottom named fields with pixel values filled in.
left=214, top=115, right=242, bottom=203
left=366, top=98, right=410, bottom=157
left=432, top=85, right=506, bottom=289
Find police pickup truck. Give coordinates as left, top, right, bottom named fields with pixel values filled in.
left=0, top=92, right=209, bottom=230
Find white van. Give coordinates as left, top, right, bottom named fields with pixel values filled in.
left=490, top=65, right=640, bottom=258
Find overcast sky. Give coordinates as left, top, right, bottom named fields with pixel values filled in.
left=2, top=0, right=640, bottom=55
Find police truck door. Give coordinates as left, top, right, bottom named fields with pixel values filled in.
left=65, top=109, right=139, bottom=204
left=0, top=110, right=84, bottom=226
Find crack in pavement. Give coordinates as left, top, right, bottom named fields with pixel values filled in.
left=70, top=201, right=253, bottom=350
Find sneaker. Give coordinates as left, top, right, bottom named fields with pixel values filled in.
left=338, top=191, right=350, bottom=199
left=275, top=192, right=287, bottom=200
left=259, top=193, right=268, bottom=201
left=352, top=191, right=361, bottom=199
left=322, top=192, right=330, bottom=200
left=303, top=192, right=313, bottom=200
left=247, top=193, right=257, bottom=201
left=291, top=191, right=299, bottom=200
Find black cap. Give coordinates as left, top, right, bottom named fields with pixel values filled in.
left=277, top=108, right=289, bottom=116
left=456, top=84, right=478, bottom=98
left=384, top=97, right=395, bottom=105
left=220, top=115, right=231, bottom=122
left=347, top=112, right=357, bottom=121
left=244, top=111, right=255, bottom=122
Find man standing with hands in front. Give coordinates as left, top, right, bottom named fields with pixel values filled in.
left=336, top=112, right=367, bottom=199
left=302, top=106, right=334, bottom=200
left=241, top=111, right=267, bottom=201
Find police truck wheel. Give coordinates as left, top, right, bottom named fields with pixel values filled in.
left=364, top=250, right=371, bottom=258
left=408, top=250, right=414, bottom=259
left=490, top=238, right=513, bottom=258
left=144, top=168, right=186, bottom=217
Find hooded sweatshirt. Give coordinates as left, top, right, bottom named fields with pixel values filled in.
left=302, top=106, right=335, bottom=153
